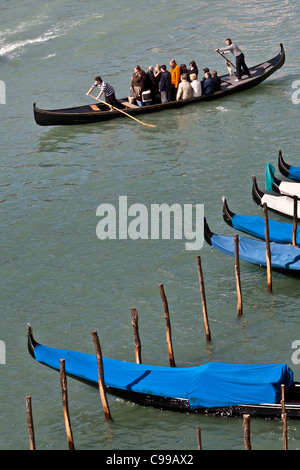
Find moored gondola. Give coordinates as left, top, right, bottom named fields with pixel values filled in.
left=33, top=44, right=285, bottom=126
left=278, top=150, right=300, bottom=181
left=204, top=217, right=300, bottom=274
left=222, top=196, right=300, bottom=245
left=27, top=324, right=300, bottom=418
left=266, top=162, right=300, bottom=198
left=252, top=175, right=300, bottom=220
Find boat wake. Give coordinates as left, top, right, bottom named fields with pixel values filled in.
left=0, top=32, right=60, bottom=58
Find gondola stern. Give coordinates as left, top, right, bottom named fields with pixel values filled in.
left=278, top=149, right=290, bottom=178
left=252, top=175, right=264, bottom=206
left=222, top=196, right=234, bottom=227
left=27, top=323, right=38, bottom=359
left=204, top=218, right=214, bottom=246
left=279, top=43, right=285, bottom=66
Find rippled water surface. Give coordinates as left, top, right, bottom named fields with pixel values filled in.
left=1, top=0, right=300, bottom=450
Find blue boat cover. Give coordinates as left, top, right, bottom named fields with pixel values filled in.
left=288, top=165, right=300, bottom=181
left=230, top=213, right=300, bottom=245
left=33, top=343, right=294, bottom=408
left=210, top=232, right=300, bottom=270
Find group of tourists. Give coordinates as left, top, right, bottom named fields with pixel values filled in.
left=128, top=60, right=223, bottom=106
left=86, top=39, right=251, bottom=109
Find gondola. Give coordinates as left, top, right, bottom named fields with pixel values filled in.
left=252, top=175, right=300, bottom=220
left=204, top=218, right=300, bottom=274
left=266, top=162, right=300, bottom=198
left=27, top=325, right=300, bottom=418
left=223, top=196, right=300, bottom=245
left=33, top=44, right=285, bottom=126
left=278, top=150, right=300, bottom=181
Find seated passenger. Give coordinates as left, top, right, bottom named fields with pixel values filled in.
left=190, top=73, right=202, bottom=97
left=176, top=74, right=193, bottom=100
left=202, top=67, right=210, bottom=81
left=202, top=72, right=215, bottom=95
left=212, top=70, right=221, bottom=91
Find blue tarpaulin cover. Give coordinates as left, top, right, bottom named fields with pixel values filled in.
left=210, top=232, right=300, bottom=271
left=34, top=343, right=294, bottom=408
left=230, top=213, right=300, bottom=245
left=288, top=164, right=300, bottom=181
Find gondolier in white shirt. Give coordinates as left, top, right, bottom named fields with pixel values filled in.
left=87, top=76, right=121, bottom=109
left=215, top=39, right=251, bottom=82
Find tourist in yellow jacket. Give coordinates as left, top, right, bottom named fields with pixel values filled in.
left=169, top=59, right=180, bottom=100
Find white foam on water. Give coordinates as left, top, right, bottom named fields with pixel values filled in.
left=0, top=12, right=105, bottom=59
left=41, top=53, right=56, bottom=59
left=0, top=32, right=61, bottom=57
left=216, top=106, right=228, bottom=112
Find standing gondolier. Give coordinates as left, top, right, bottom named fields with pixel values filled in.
left=215, top=39, right=251, bottom=82
left=87, top=76, right=121, bottom=109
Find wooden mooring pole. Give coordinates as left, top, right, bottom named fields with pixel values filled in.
left=196, top=255, right=211, bottom=341
left=281, top=384, right=288, bottom=450
left=130, top=307, right=142, bottom=364
left=60, top=359, right=75, bottom=450
left=262, top=203, right=272, bottom=292
left=158, top=283, right=176, bottom=367
left=292, top=195, right=298, bottom=247
left=196, top=425, right=202, bottom=450
left=243, top=414, right=251, bottom=450
left=91, top=330, right=113, bottom=422
left=26, top=395, right=36, bottom=450
left=234, top=235, right=243, bottom=316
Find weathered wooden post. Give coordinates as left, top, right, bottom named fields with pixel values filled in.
left=130, top=307, right=142, bottom=364
left=26, top=395, right=36, bottom=450
left=281, top=384, right=288, bottom=450
left=196, top=425, right=202, bottom=450
left=292, top=195, right=298, bottom=247
left=60, top=359, right=75, bottom=450
left=262, top=203, right=272, bottom=292
left=196, top=255, right=211, bottom=341
left=243, top=414, right=251, bottom=450
left=91, top=330, right=113, bottom=422
left=158, top=283, right=175, bottom=367
left=234, top=235, right=243, bottom=316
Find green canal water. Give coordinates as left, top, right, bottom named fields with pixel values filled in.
left=1, top=0, right=300, bottom=450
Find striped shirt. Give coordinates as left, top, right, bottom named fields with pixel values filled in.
left=92, top=80, right=115, bottom=96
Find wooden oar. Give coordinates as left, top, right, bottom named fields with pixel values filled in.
left=88, top=94, right=156, bottom=128
left=216, top=50, right=236, bottom=69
